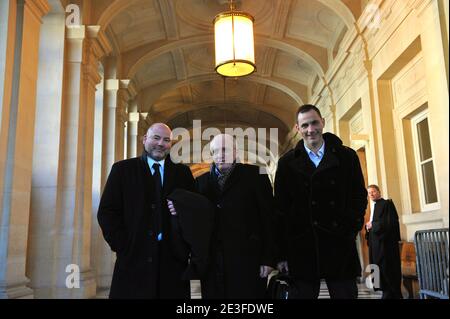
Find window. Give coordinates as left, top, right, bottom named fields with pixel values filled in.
left=411, top=111, right=439, bottom=211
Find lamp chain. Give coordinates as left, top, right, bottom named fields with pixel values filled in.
left=229, top=0, right=235, bottom=11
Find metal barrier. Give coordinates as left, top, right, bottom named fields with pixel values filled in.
left=414, top=228, right=449, bottom=299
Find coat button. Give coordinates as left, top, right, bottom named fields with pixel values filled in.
left=217, top=204, right=222, bottom=209
left=147, top=257, right=153, bottom=263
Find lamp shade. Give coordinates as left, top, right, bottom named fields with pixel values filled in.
left=214, top=11, right=255, bottom=77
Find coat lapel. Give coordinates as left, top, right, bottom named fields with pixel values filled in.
left=140, top=154, right=155, bottom=213
left=221, top=164, right=243, bottom=195
left=162, top=156, right=176, bottom=196
left=289, top=142, right=315, bottom=178
left=314, top=146, right=340, bottom=175
left=373, top=198, right=385, bottom=221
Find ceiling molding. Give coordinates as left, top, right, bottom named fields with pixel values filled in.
left=139, top=74, right=305, bottom=109
left=316, top=0, right=356, bottom=29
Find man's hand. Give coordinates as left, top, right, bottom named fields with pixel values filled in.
left=366, top=221, right=372, bottom=230
left=277, top=261, right=289, bottom=273
left=167, top=200, right=177, bottom=216
left=260, top=265, right=274, bottom=278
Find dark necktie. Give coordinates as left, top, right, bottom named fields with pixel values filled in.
left=152, top=163, right=163, bottom=241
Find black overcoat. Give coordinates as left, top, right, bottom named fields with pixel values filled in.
left=274, top=133, right=367, bottom=281
left=196, top=164, right=277, bottom=298
left=367, top=198, right=402, bottom=293
left=97, top=154, right=195, bottom=298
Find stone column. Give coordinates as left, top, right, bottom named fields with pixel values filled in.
left=127, top=112, right=139, bottom=159
left=102, top=77, right=119, bottom=183
left=53, top=25, right=108, bottom=298
left=91, top=75, right=107, bottom=296
left=95, top=76, right=137, bottom=293
left=0, top=0, right=50, bottom=299
left=0, top=0, right=11, bottom=127
left=115, top=105, right=127, bottom=162
left=115, top=80, right=136, bottom=161
left=95, top=74, right=119, bottom=293
left=137, top=112, right=149, bottom=155
left=27, top=9, right=65, bottom=298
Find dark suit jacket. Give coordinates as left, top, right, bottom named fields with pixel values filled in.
left=97, top=153, right=195, bottom=299
left=196, top=163, right=277, bottom=299
left=274, top=133, right=367, bottom=280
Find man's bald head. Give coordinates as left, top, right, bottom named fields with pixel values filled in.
left=143, top=123, right=173, bottom=161
left=147, top=123, right=172, bottom=138
left=210, top=134, right=237, bottom=172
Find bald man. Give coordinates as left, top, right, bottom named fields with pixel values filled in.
left=196, top=134, right=277, bottom=299
left=97, top=123, right=195, bottom=299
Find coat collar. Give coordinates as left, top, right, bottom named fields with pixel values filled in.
left=140, top=151, right=176, bottom=196
left=290, top=133, right=342, bottom=176
left=220, top=163, right=242, bottom=194
left=209, top=162, right=243, bottom=195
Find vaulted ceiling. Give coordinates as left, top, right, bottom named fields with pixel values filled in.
left=88, top=0, right=366, bottom=149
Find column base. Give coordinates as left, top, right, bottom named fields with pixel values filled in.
left=0, top=279, right=34, bottom=299
left=53, top=269, right=97, bottom=299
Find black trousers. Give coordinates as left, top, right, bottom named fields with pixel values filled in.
left=201, top=248, right=226, bottom=298
left=290, top=278, right=358, bottom=299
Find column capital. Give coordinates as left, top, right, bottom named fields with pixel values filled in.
left=117, top=80, right=138, bottom=108
left=90, top=27, right=113, bottom=60
left=139, top=112, right=149, bottom=122
left=83, top=27, right=107, bottom=88
left=25, top=0, right=51, bottom=24
left=83, top=49, right=102, bottom=88
left=119, top=79, right=138, bottom=99
left=105, top=79, right=120, bottom=91
left=66, top=25, right=111, bottom=59
left=66, top=25, right=86, bottom=40
left=128, top=112, right=140, bottom=123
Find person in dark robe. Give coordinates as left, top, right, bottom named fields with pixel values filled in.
left=366, top=184, right=403, bottom=299
left=97, top=123, right=195, bottom=299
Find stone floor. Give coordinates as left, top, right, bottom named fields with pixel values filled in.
left=190, top=279, right=382, bottom=299
left=97, top=279, right=381, bottom=299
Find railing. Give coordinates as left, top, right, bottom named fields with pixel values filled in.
left=414, top=228, right=449, bottom=299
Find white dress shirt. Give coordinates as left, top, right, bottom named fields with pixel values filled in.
left=369, top=200, right=376, bottom=223
left=304, top=141, right=325, bottom=168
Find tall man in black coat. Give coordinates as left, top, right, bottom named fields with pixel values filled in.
left=196, top=134, right=277, bottom=298
left=366, top=184, right=402, bottom=299
left=274, top=104, right=367, bottom=299
left=97, top=123, right=195, bottom=299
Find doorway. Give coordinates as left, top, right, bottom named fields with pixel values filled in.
left=357, top=148, right=370, bottom=273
